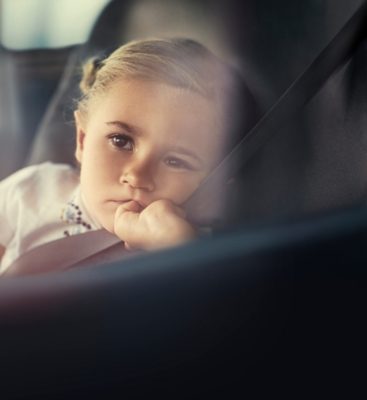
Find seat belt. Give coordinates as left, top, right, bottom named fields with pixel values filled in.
left=2, top=230, right=123, bottom=277
left=4, top=1, right=367, bottom=277
left=185, top=0, right=367, bottom=226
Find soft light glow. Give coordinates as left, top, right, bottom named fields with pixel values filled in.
left=1, top=0, right=111, bottom=49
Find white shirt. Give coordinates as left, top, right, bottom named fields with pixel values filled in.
left=0, top=163, right=100, bottom=273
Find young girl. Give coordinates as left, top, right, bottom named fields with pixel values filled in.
left=0, top=38, right=257, bottom=273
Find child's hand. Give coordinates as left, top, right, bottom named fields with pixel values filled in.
left=114, top=199, right=197, bottom=250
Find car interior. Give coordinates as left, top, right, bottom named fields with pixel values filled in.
left=1, top=0, right=367, bottom=397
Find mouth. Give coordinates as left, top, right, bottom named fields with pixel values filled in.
left=110, top=199, right=145, bottom=211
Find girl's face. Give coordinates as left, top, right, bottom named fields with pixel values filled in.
left=75, top=79, right=223, bottom=233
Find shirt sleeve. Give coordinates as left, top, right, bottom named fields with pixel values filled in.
left=0, top=165, right=38, bottom=247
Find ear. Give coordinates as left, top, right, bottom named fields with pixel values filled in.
left=74, top=110, right=86, bottom=163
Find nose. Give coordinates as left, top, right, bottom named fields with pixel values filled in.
left=119, top=159, right=155, bottom=192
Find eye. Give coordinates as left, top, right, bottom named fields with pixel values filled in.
left=164, top=156, right=194, bottom=170
left=108, top=134, right=133, bottom=151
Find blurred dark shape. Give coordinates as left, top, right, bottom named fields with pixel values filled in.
left=1, top=205, right=367, bottom=398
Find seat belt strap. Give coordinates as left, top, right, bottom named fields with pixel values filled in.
left=185, top=1, right=367, bottom=226
left=3, top=230, right=122, bottom=277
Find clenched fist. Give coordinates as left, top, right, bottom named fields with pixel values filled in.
left=114, top=199, right=197, bottom=250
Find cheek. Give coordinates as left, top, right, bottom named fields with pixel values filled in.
left=160, top=173, right=205, bottom=205
left=82, top=144, right=120, bottom=183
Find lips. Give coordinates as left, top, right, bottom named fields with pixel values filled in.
left=111, top=199, right=145, bottom=212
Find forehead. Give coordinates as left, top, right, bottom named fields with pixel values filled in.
left=87, top=79, right=225, bottom=152
left=91, top=79, right=218, bottom=121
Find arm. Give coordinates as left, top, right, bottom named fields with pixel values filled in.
left=113, top=199, right=197, bottom=250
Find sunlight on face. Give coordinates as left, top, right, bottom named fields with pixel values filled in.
left=75, top=79, right=224, bottom=232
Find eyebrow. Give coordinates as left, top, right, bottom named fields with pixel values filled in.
left=105, top=120, right=142, bottom=136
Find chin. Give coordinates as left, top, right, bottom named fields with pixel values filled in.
left=96, top=216, right=113, bottom=233
left=88, top=207, right=113, bottom=234
left=104, top=225, right=115, bottom=234
left=99, top=216, right=115, bottom=234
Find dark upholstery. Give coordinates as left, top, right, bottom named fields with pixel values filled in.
left=237, top=38, right=367, bottom=224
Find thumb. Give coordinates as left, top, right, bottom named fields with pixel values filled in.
left=114, top=200, right=142, bottom=242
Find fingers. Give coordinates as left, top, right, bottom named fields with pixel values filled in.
left=143, top=199, right=186, bottom=219
left=113, top=198, right=195, bottom=250
left=114, top=201, right=142, bottom=249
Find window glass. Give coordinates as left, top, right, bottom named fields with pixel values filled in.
left=0, top=0, right=111, bottom=49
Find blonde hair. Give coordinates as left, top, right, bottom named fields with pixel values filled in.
left=77, top=37, right=258, bottom=148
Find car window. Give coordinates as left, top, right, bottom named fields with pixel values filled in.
left=0, top=0, right=112, bottom=49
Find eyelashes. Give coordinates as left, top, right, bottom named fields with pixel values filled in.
left=108, top=134, right=134, bottom=151
left=164, top=157, right=194, bottom=170
left=107, top=133, right=195, bottom=170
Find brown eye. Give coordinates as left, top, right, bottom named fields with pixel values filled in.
left=109, top=134, right=133, bottom=150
